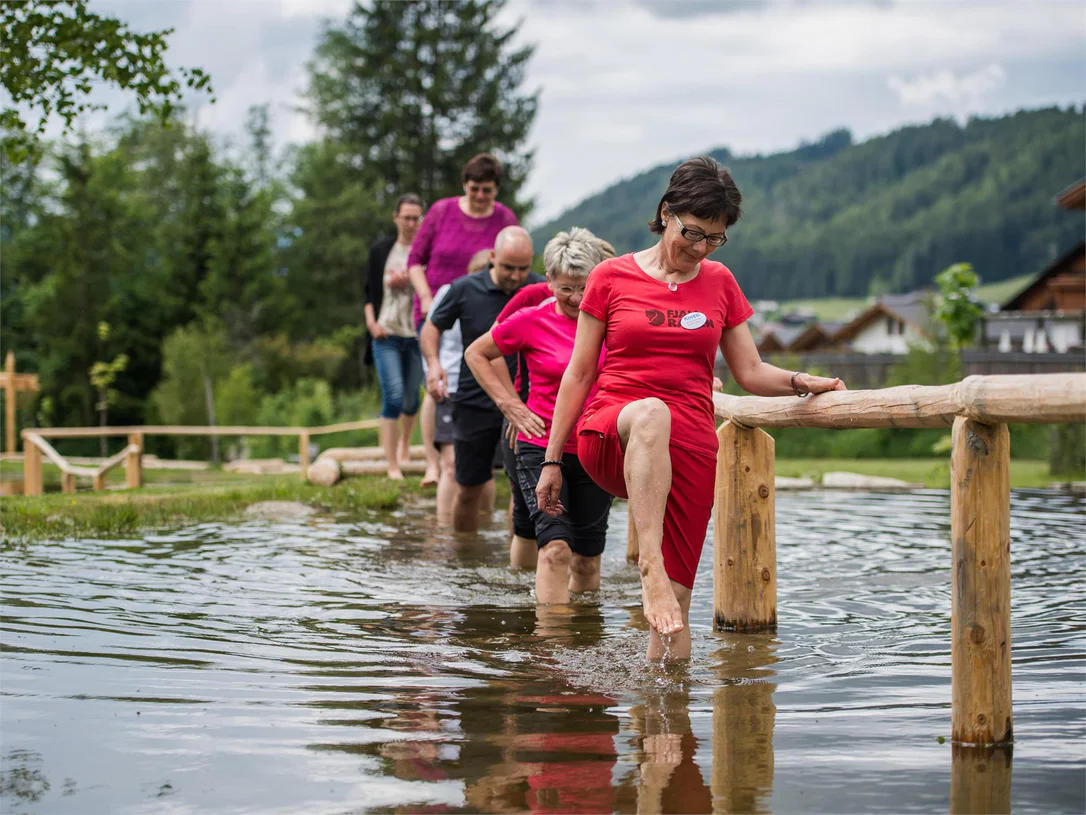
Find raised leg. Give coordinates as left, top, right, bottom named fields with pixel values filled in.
left=616, top=398, right=683, bottom=639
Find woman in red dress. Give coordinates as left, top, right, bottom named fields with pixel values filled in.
left=536, top=156, right=846, bottom=661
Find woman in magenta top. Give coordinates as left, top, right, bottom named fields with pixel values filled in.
left=407, top=153, right=519, bottom=328
left=465, top=228, right=613, bottom=606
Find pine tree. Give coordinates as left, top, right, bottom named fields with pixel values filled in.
left=307, top=0, right=537, bottom=215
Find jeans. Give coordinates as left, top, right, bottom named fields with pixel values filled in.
left=372, top=335, right=423, bottom=419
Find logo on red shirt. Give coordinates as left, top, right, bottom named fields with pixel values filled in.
left=645, top=309, right=714, bottom=329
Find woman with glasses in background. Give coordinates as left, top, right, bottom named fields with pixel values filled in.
left=535, top=157, right=846, bottom=661
left=465, top=228, right=614, bottom=605
left=365, top=194, right=426, bottom=480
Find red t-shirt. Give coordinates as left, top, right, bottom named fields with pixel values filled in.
left=497, top=281, right=551, bottom=323
left=491, top=301, right=604, bottom=455
left=496, top=281, right=553, bottom=396
left=578, top=254, right=753, bottom=453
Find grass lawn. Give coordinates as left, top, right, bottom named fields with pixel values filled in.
left=1, top=456, right=1074, bottom=542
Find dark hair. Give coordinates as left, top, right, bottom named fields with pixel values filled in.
left=462, top=153, right=503, bottom=186
left=395, top=193, right=423, bottom=215
left=648, top=156, right=742, bottom=233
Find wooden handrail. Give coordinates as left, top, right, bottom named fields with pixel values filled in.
left=94, top=444, right=140, bottom=478
left=714, top=373, right=1086, bottom=429
left=19, top=419, right=380, bottom=440
left=23, top=433, right=97, bottom=477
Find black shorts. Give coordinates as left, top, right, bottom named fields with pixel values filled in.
left=434, top=399, right=455, bottom=447
left=452, top=403, right=503, bottom=487
left=516, top=442, right=613, bottom=557
left=501, top=419, right=534, bottom=540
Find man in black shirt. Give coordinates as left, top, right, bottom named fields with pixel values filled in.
left=421, top=226, right=544, bottom=532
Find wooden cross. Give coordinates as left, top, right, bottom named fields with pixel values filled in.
left=0, top=352, right=40, bottom=454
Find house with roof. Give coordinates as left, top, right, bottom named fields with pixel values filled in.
left=980, top=179, right=1085, bottom=355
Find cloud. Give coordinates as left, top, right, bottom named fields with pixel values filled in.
left=888, top=64, right=1007, bottom=108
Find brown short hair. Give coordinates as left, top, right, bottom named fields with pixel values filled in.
left=395, top=193, right=423, bottom=214
left=648, top=156, right=742, bottom=233
left=462, top=153, right=503, bottom=186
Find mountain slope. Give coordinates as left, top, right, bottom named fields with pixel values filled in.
left=532, top=108, right=1085, bottom=299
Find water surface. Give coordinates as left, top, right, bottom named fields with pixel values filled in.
left=2, top=488, right=1083, bottom=813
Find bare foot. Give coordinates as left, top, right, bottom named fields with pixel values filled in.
left=639, top=560, right=683, bottom=635
left=387, top=469, right=405, bottom=481
left=419, top=469, right=439, bottom=488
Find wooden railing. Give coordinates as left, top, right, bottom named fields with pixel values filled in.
left=19, top=419, right=381, bottom=495
left=706, top=373, right=1086, bottom=747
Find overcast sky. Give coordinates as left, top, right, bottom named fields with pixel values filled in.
left=89, top=0, right=1085, bottom=224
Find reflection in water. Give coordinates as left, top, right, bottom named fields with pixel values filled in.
left=711, top=635, right=778, bottom=814
left=0, top=491, right=1082, bottom=812
left=951, top=745, right=1012, bottom=815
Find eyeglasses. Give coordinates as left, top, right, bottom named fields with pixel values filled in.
left=672, top=213, right=727, bottom=247
left=554, top=284, right=586, bottom=297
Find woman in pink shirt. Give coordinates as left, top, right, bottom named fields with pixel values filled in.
left=465, top=228, right=613, bottom=605
left=407, top=153, right=520, bottom=328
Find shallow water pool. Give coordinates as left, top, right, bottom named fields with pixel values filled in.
left=2, top=488, right=1083, bottom=813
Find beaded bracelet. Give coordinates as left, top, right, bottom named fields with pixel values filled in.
left=541, top=460, right=564, bottom=469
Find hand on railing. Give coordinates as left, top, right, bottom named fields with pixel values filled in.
left=794, top=372, right=847, bottom=395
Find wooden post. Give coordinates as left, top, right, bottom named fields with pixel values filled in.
left=951, top=417, right=1012, bottom=745
left=626, top=511, right=639, bottom=561
left=23, top=437, right=42, bottom=496
left=92, top=473, right=106, bottom=492
left=125, top=432, right=143, bottom=489
left=61, top=472, right=76, bottom=493
left=714, top=421, right=777, bottom=632
left=4, top=351, right=14, bottom=454
left=299, top=432, right=310, bottom=480
left=951, top=745, right=1012, bottom=814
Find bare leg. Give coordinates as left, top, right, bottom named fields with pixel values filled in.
left=380, top=417, right=404, bottom=480
left=419, top=393, right=439, bottom=487
left=616, top=398, right=683, bottom=639
left=535, top=540, right=573, bottom=604
left=399, top=412, right=417, bottom=464
left=454, top=481, right=488, bottom=532
left=569, top=554, right=601, bottom=593
left=436, top=443, right=457, bottom=524
left=481, top=478, right=496, bottom=514
left=510, top=536, right=538, bottom=569
left=647, top=582, right=692, bottom=661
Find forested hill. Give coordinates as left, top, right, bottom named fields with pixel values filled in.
left=532, top=107, right=1085, bottom=299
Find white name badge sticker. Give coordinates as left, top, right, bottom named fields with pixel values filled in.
left=680, top=312, right=707, bottom=330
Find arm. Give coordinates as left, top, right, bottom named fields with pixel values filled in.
left=464, top=334, right=546, bottom=438
left=364, top=303, right=387, bottom=340
left=420, top=321, right=448, bottom=400
left=407, top=200, right=441, bottom=314
left=364, top=244, right=389, bottom=340
left=719, top=324, right=845, bottom=395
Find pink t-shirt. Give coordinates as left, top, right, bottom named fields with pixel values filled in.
left=491, top=301, right=604, bottom=455
left=407, top=197, right=519, bottom=326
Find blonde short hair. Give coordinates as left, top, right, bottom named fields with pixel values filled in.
left=467, top=249, right=491, bottom=274
left=543, top=227, right=607, bottom=281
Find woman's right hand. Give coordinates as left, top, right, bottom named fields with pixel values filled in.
left=368, top=321, right=388, bottom=340
left=535, top=465, right=565, bottom=517
left=500, top=398, right=546, bottom=440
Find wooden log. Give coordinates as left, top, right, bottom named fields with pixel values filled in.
left=298, top=432, right=310, bottom=480
left=950, top=745, right=1012, bottom=814
left=23, top=437, right=43, bottom=496
left=713, top=373, right=1086, bottom=429
left=306, top=457, right=341, bottom=486
left=714, top=421, right=777, bottom=632
left=339, top=459, right=428, bottom=476
left=61, top=471, right=76, bottom=493
left=951, top=417, right=1012, bottom=745
left=318, top=445, right=426, bottom=463
left=125, top=433, right=143, bottom=489
left=711, top=636, right=777, bottom=813
left=92, top=473, right=106, bottom=491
